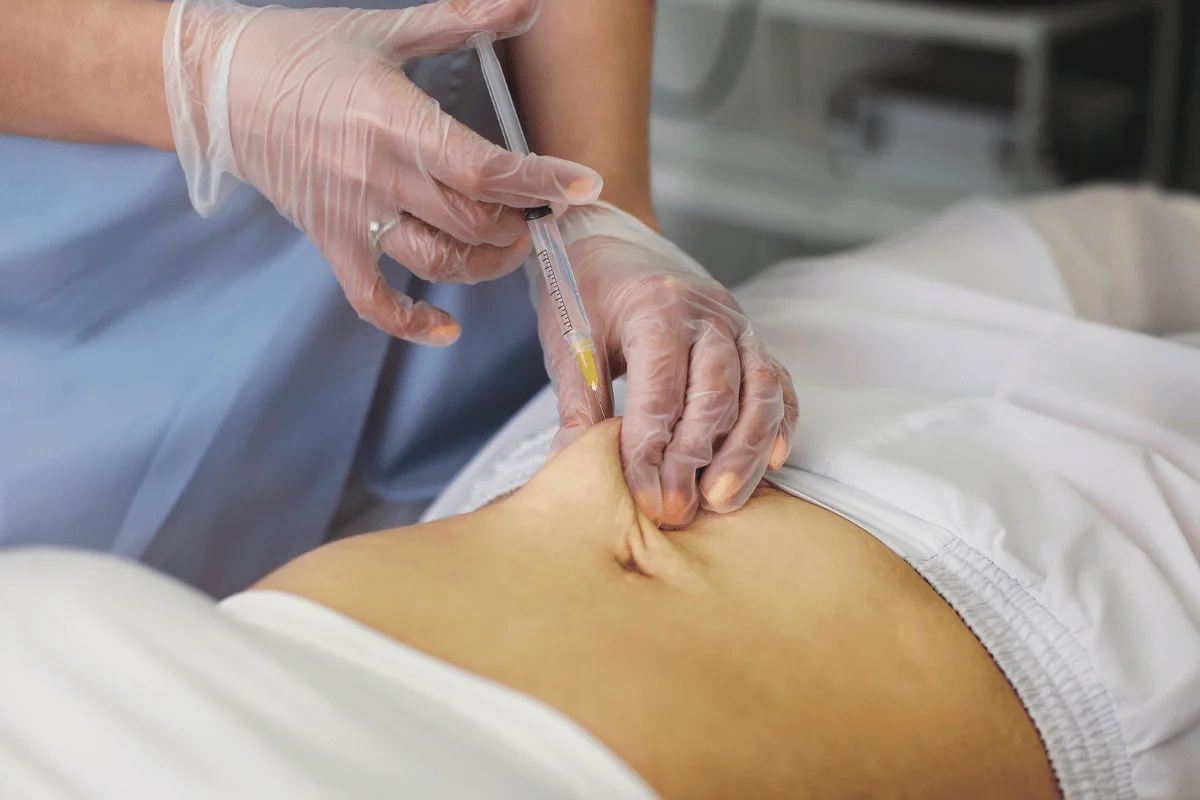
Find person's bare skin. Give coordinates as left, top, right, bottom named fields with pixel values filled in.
left=255, top=419, right=1060, bottom=799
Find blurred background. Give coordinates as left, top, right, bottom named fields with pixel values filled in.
left=650, top=0, right=1200, bottom=286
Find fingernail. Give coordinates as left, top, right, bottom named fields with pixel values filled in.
left=426, top=323, right=461, bottom=346
left=634, top=491, right=662, bottom=523
left=663, top=491, right=688, bottom=524
left=705, top=472, right=740, bottom=511
left=567, top=175, right=602, bottom=204
left=769, top=435, right=788, bottom=470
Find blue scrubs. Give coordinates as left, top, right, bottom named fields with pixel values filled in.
left=0, top=0, right=546, bottom=597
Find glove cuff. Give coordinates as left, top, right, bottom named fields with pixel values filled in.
left=164, top=0, right=262, bottom=217
left=557, top=202, right=713, bottom=281
left=556, top=201, right=650, bottom=248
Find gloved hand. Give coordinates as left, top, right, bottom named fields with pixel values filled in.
left=540, top=203, right=799, bottom=528
left=163, top=0, right=601, bottom=345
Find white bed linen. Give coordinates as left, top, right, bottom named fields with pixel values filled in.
left=0, top=548, right=656, bottom=799
left=427, top=188, right=1200, bottom=800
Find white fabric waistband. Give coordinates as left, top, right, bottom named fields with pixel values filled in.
left=914, top=538, right=1134, bottom=800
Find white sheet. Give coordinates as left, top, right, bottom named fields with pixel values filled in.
left=0, top=550, right=656, bottom=799
left=427, top=189, right=1200, bottom=800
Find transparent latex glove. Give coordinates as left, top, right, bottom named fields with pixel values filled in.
left=164, top=0, right=602, bottom=345
left=538, top=203, right=799, bottom=528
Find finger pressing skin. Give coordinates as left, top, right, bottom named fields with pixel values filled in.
left=768, top=356, right=799, bottom=470
left=619, top=281, right=693, bottom=524
left=656, top=322, right=742, bottom=528
left=539, top=275, right=614, bottom=456
left=548, top=339, right=613, bottom=457
left=699, top=338, right=786, bottom=513
left=380, top=214, right=530, bottom=284
left=335, top=250, right=460, bottom=345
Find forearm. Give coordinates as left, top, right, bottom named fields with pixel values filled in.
left=508, top=0, right=658, bottom=230
left=0, top=0, right=171, bottom=148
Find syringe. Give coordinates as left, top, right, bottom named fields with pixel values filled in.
left=469, top=32, right=606, bottom=419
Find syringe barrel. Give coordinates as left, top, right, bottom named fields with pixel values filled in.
left=526, top=211, right=592, bottom=342
left=468, top=33, right=531, bottom=156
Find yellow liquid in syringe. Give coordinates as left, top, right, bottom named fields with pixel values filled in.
left=571, top=340, right=601, bottom=392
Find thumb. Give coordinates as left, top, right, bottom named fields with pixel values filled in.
left=548, top=422, right=585, bottom=460
left=376, top=0, right=541, bottom=59
left=546, top=346, right=612, bottom=459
